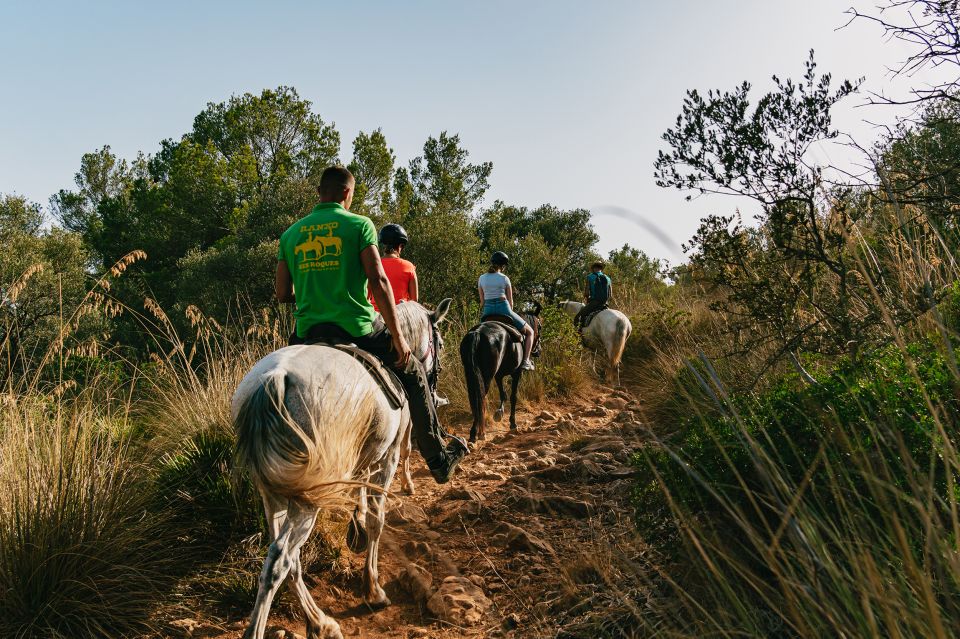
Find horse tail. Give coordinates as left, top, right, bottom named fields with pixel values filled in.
left=460, top=330, right=487, bottom=425
left=609, top=317, right=631, bottom=369
left=234, top=368, right=370, bottom=509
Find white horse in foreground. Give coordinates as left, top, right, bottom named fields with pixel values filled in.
left=560, top=301, right=632, bottom=387
left=232, top=300, right=451, bottom=639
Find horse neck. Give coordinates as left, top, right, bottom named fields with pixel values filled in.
left=563, top=301, right=584, bottom=316
left=394, top=303, right=432, bottom=363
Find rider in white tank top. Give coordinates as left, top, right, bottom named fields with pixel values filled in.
left=478, top=271, right=510, bottom=300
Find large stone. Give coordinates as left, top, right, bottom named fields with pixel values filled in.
left=399, top=562, right=434, bottom=604
left=434, top=499, right=491, bottom=525
left=402, top=540, right=434, bottom=560
left=387, top=502, right=428, bottom=526
left=578, top=437, right=627, bottom=455
left=545, top=493, right=587, bottom=517
left=445, top=487, right=486, bottom=501
left=530, top=464, right=569, bottom=482
left=527, top=456, right=556, bottom=471
left=494, top=522, right=555, bottom=555
left=476, top=470, right=507, bottom=482
left=168, top=619, right=222, bottom=638
left=602, top=396, right=628, bottom=410
left=582, top=406, right=609, bottom=418
left=427, top=576, right=493, bottom=626
left=508, top=493, right=594, bottom=518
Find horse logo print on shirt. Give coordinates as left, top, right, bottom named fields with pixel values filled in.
left=294, top=222, right=343, bottom=271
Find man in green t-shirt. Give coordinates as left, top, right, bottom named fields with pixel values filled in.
left=276, top=166, right=468, bottom=484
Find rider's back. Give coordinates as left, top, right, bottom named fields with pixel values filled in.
left=279, top=202, right=378, bottom=338
left=371, top=256, right=416, bottom=310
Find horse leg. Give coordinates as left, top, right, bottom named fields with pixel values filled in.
left=287, top=547, right=342, bottom=639
left=244, top=503, right=334, bottom=639
left=346, top=484, right=368, bottom=554
left=493, top=376, right=506, bottom=422
left=363, top=440, right=402, bottom=608
left=509, top=372, right=521, bottom=431
left=261, top=489, right=287, bottom=541
left=398, top=413, right=415, bottom=495
left=471, top=378, right=489, bottom=443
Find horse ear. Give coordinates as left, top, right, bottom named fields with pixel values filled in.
left=432, top=298, right=453, bottom=324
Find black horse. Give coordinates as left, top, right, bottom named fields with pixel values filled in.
left=459, top=307, right=541, bottom=443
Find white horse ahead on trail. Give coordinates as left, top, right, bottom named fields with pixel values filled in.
left=231, top=300, right=451, bottom=639
left=559, top=301, right=632, bottom=387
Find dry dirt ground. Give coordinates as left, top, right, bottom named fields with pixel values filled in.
left=171, top=388, right=651, bottom=639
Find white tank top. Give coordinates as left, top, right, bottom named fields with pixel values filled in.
left=478, top=272, right=510, bottom=300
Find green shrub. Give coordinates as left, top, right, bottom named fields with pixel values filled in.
left=528, top=305, right=588, bottom=397
left=636, top=339, right=958, bottom=521
left=155, top=429, right=264, bottom=555
left=631, top=338, right=960, bottom=636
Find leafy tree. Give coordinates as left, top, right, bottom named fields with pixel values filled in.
left=848, top=0, right=960, bottom=108
left=349, top=129, right=395, bottom=222
left=605, top=244, right=664, bottom=289
left=879, top=100, right=960, bottom=241
left=655, top=53, right=904, bottom=364
left=53, top=88, right=339, bottom=328
left=0, top=195, right=99, bottom=384
left=408, top=132, right=492, bottom=216
left=476, top=202, right=599, bottom=301
left=190, top=86, right=339, bottom=193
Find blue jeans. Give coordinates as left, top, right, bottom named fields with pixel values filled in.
left=482, top=299, right=527, bottom=330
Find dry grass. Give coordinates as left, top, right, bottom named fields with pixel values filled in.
left=0, top=393, right=174, bottom=638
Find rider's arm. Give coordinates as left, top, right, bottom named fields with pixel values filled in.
left=275, top=261, right=295, bottom=303
left=583, top=278, right=591, bottom=302
left=477, top=286, right=484, bottom=306
left=408, top=271, right=419, bottom=302
left=361, top=245, right=411, bottom=367
left=506, top=282, right=514, bottom=307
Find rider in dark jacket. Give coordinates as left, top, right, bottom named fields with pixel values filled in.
left=574, top=261, right=612, bottom=331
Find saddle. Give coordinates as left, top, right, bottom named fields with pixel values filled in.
left=583, top=304, right=609, bottom=329
left=296, top=326, right=406, bottom=409
left=476, top=315, right=524, bottom=343
left=332, top=345, right=406, bottom=409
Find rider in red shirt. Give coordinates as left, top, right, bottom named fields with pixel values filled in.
left=370, top=224, right=417, bottom=310
left=371, top=223, right=450, bottom=407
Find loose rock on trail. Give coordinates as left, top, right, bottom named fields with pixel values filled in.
left=180, top=389, right=648, bottom=639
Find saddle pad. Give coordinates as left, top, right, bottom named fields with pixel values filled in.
left=471, top=319, right=523, bottom=343
left=584, top=304, right=610, bottom=328
left=332, top=344, right=406, bottom=409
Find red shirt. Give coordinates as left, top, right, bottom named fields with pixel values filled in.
left=371, top=256, right=416, bottom=310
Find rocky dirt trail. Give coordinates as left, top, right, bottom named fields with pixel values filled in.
left=185, top=388, right=649, bottom=639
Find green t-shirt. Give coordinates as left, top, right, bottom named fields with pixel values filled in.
left=278, top=203, right=378, bottom=338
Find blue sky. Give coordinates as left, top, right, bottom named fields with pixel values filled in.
left=0, top=1, right=926, bottom=262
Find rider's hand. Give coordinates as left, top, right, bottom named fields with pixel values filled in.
left=392, top=334, right=412, bottom=369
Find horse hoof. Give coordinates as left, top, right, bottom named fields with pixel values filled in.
left=365, top=592, right=392, bottom=610
left=494, top=409, right=504, bottom=422
left=307, top=621, right=344, bottom=639
left=346, top=515, right=367, bottom=553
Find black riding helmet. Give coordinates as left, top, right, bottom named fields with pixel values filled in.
left=490, top=251, right=509, bottom=266
left=378, top=223, right=409, bottom=247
